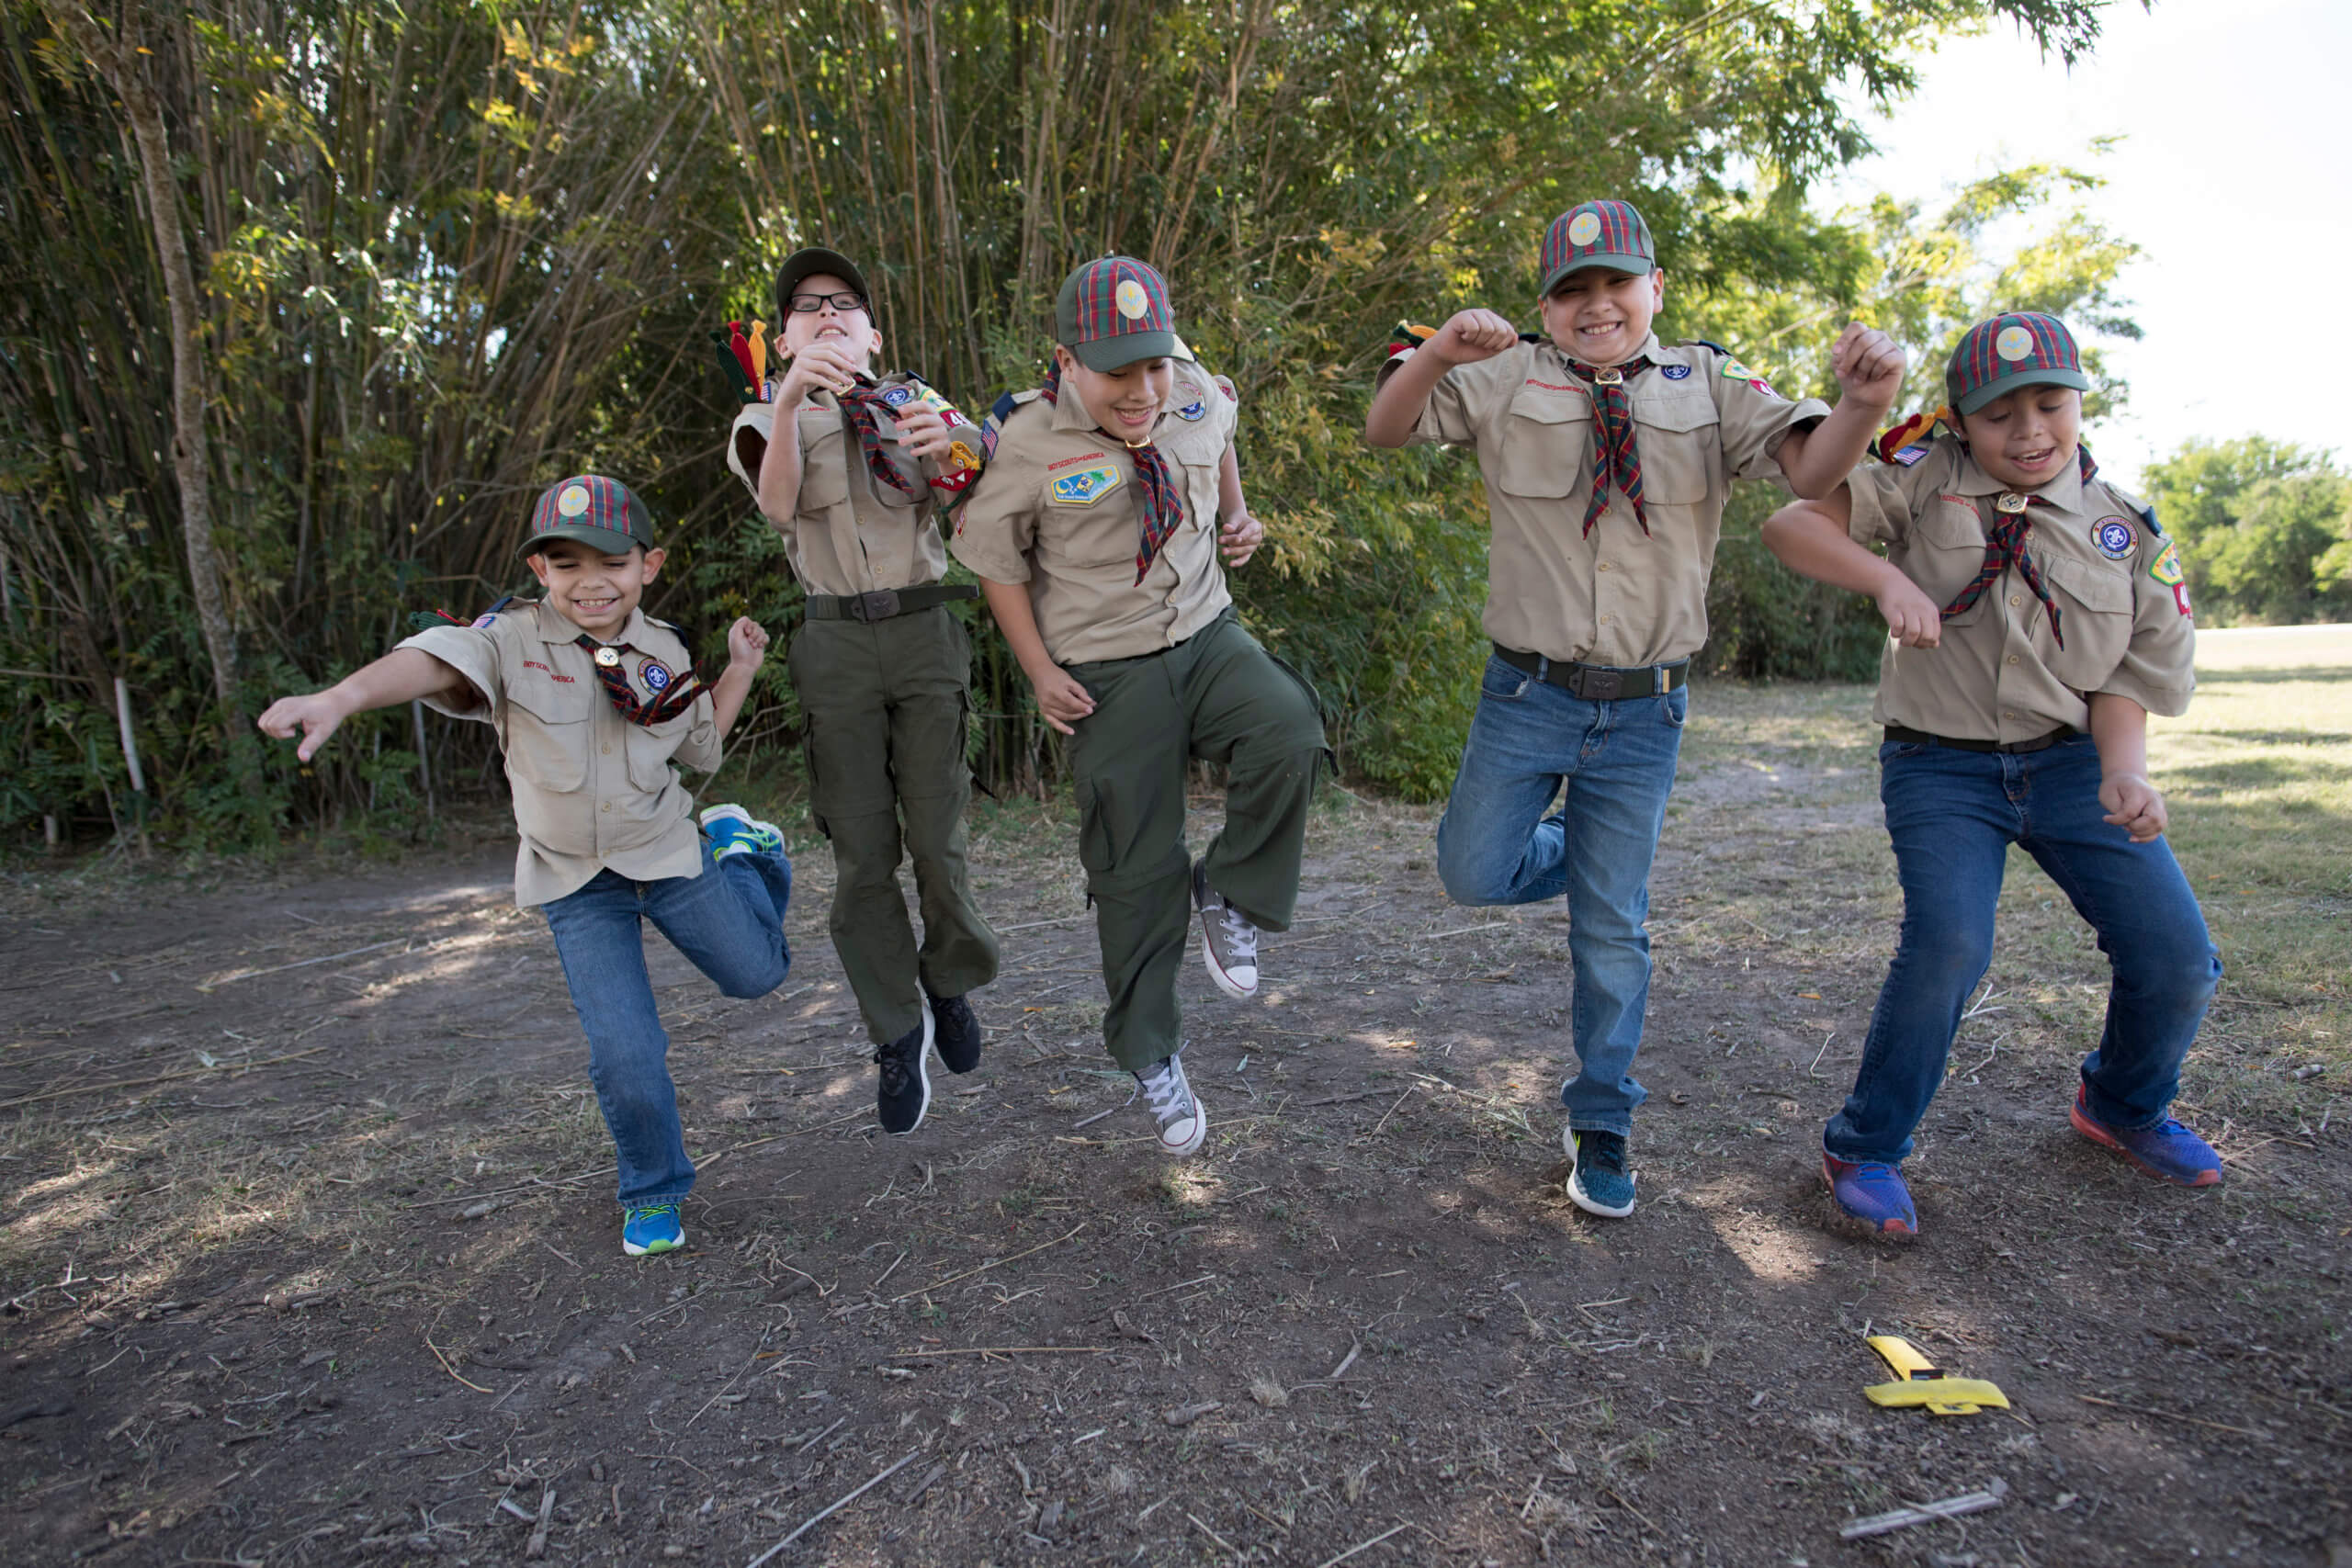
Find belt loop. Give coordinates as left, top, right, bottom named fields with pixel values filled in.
left=1533, top=654, right=1550, bottom=683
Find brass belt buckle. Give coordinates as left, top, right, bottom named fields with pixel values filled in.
left=854, top=590, right=901, bottom=622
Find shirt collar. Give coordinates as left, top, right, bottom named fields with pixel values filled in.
left=1951, top=443, right=2086, bottom=510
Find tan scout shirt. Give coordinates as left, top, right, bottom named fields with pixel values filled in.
left=1385, top=334, right=1829, bottom=666
left=725, top=373, right=981, bottom=598
left=1846, top=437, right=2196, bottom=743
left=400, top=601, right=721, bottom=907
left=950, top=360, right=1238, bottom=666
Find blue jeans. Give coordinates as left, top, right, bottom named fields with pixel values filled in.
left=1825, top=734, right=2221, bottom=1164
left=1435, top=655, right=1689, bottom=1135
left=541, top=841, right=793, bottom=1208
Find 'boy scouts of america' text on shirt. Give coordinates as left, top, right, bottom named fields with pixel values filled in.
left=400, top=601, right=720, bottom=907
left=950, top=360, right=1239, bottom=667
left=1845, top=437, right=2194, bottom=744
left=1383, top=334, right=1829, bottom=668
left=725, top=372, right=981, bottom=599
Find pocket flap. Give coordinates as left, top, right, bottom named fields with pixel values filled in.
left=2040, top=551, right=2133, bottom=614
left=797, top=411, right=851, bottom=510
left=503, top=674, right=594, bottom=726
left=1505, top=379, right=1588, bottom=425
left=1633, top=391, right=1720, bottom=434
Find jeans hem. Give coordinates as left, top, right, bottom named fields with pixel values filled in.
left=618, top=1191, right=691, bottom=1212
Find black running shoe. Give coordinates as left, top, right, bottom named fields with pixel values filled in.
left=927, top=989, right=984, bottom=1075
left=874, top=1008, right=933, bottom=1135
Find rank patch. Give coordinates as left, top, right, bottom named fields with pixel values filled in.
left=2148, top=539, right=2185, bottom=587
left=1659, top=364, right=1690, bottom=380
left=1175, top=400, right=1206, bottom=421
left=2092, top=518, right=2135, bottom=559
left=640, top=660, right=673, bottom=693
left=1050, top=466, right=1123, bottom=506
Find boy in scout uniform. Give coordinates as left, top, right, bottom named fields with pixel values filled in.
left=258, top=475, right=793, bottom=1257
left=725, top=247, right=1001, bottom=1137
left=1363, top=199, right=1905, bottom=1220
left=1759, top=311, right=2222, bottom=1236
left=951, top=256, right=1323, bottom=1157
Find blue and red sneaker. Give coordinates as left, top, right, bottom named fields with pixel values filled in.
left=1823, top=1153, right=1917, bottom=1236
left=2069, top=1088, right=2222, bottom=1187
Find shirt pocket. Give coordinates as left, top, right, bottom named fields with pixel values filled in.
left=1493, top=386, right=1588, bottom=498
left=1899, top=496, right=1994, bottom=625
left=1629, top=393, right=1720, bottom=504
left=624, top=711, right=693, bottom=794
left=797, top=413, right=852, bottom=513
left=1158, top=423, right=1225, bottom=530
left=1039, top=473, right=1142, bottom=570
left=2038, top=552, right=2135, bottom=683
left=500, top=678, right=596, bottom=793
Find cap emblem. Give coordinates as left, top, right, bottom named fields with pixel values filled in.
left=1567, top=210, right=1603, bottom=246
left=1115, top=279, right=1150, bottom=320
left=1995, top=325, right=2035, bottom=362
left=557, top=484, right=592, bottom=517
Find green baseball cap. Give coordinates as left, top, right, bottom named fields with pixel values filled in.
left=519, top=474, right=656, bottom=558
left=1539, top=200, right=1657, bottom=294
left=774, top=247, right=872, bottom=319
left=1945, top=312, right=2089, bottom=416
left=1056, top=256, right=1179, bottom=372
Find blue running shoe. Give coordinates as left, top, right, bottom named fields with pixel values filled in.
left=1823, top=1153, right=1917, bottom=1236
left=1565, top=1128, right=1635, bottom=1219
left=621, top=1202, right=685, bottom=1257
left=2070, top=1088, right=2222, bottom=1187
left=700, top=804, right=784, bottom=860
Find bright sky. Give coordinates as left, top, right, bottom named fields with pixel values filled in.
left=1838, top=0, right=2349, bottom=489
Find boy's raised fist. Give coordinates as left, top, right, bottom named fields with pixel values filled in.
left=1428, top=309, right=1521, bottom=366
left=1829, top=323, right=1905, bottom=411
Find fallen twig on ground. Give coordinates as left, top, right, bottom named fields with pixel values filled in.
left=744, top=1449, right=920, bottom=1568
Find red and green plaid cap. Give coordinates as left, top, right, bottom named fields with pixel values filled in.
left=1056, top=256, right=1179, bottom=372
left=519, top=474, right=656, bottom=558
left=1539, top=200, right=1657, bottom=294
left=1946, top=312, right=2088, bottom=416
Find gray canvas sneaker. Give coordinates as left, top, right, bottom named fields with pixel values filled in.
left=1135, top=1053, right=1207, bottom=1156
left=1192, top=860, right=1260, bottom=999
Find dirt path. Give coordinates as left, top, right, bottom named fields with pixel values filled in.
left=3, top=683, right=2346, bottom=1567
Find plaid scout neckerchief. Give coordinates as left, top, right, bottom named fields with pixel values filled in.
left=1038, top=361, right=1186, bottom=583
left=1940, top=446, right=2100, bottom=650
left=573, top=636, right=705, bottom=726
left=833, top=378, right=925, bottom=502
left=1561, top=354, right=1656, bottom=536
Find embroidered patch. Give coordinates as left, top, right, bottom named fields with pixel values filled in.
left=1719, top=356, right=1757, bottom=381
left=2148, top=539, right=2186, bottom=587
left=640, top=660, right=673, bottom=693
left=1050, top=466, right=1123, bottom=506
left=918, top=388, right=957, bottom=416
left=1995, top=325, right=2035, bottom=362
left=2172, top=581, right=2194, bottom=617
left=2092, top=518, right=2136, bottom=559
left=471, top=614, right=500, bottom=628
left=1891, top=444, right=1930, bottom=467
left=1566, top=210, right=1603, bottom=247
left=1115, top=280, right=1149, bottom=320
left=1659, top=364, right=1690, bottom=380
left=881, top=386, right=914, bottom=407
left=1175, top=400, right=1206, bottom=421
left=557, top=483, right=592, bottom=517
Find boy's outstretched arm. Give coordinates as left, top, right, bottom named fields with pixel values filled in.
left=977, top=578, right=1095, bottom=737
left=2088, top=694, right=2166, bottom=842
left=1759, top=490, right=1942, bottom=649
left=257, top=649, right=476, bottom=761
left=1773, top=323, right=1906, bottom=499
left=1363, top=309, right=1518, bottom=447
left=708, top=617, right=771, bottom=740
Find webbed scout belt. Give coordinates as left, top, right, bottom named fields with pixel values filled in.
left=1861, top=1335, right=2010, bottom=1416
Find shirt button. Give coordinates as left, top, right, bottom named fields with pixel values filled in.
left=2009, top=594, right=2022, bottom=606
left=2003, top=711, right=2016, bottom=720
left=601, top=801, right=611, bottom=813
left=602, top=743, right=612, bottom=754
left=1598, top=561, right=1612, bottom=571
left=2006, top=656, right=2018, bottom=665
left=1600, top=615, right=1615, bottom=625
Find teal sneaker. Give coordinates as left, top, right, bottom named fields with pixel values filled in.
left=621, top=1202, right=685, bottom=1256
left=1565, top=1128, right=1635, bottom=1219
left=699, top=804, right=783, bottom=859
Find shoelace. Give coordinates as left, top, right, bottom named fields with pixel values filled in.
left=626, top=1202, right=679, bottom=1224
left=874, top=1041, right=915, bottom=1096
left=1579, top=1134, right=1627, bottom=1175
left=1214, top=899, right=1257, bottom=959
left=1136, top=1059, right=1193, bottom=1123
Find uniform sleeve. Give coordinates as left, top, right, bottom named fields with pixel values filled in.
left=726, top=403, right=775, bottom=502
left=1374, top=345, right=1482, bottom=447
left=2098, top=527, right=2197, bottom=716
left=947, top=416, right=1038, bottom=584
left=1842, top=464, right=1912, bottom=549
left=671, top=690, right=724, bottom=773
left=396, top=618, right=509, bottom=724
left=1709, top=357, right=1831, bottom=481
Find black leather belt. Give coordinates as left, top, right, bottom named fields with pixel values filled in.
left=1883, top=725, right=2078, bottom=755
left=803, top=583, right=978, bottom=623
left=1493, top=644, right=1689, bottom=700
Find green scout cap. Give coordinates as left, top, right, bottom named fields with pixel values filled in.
left=1539, top=200, right=1657, bottom=294
left=519, top=475, right=656, bottom=558
left=775, top=247, right=872, bottom=320
left=1056, top=256, right=1179, bottom=372
left=1946, top=311, right=2089, bottom=416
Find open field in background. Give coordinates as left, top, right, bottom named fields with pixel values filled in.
left=0, top=630, right=2344, bottom=1566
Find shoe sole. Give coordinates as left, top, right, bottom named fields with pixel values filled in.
left=881, top=1010, right=935, bottom=1136
left=622, top=1229, right=686, bottom=1257
left=2070, top=1103, right=2221, bottom=1187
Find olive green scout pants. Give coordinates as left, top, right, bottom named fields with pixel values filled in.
left=789, top=607, right=1000, bottom=1043
left=1065, top=609, right=1327, bottom=1072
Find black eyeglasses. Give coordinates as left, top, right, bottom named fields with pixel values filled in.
left=786, top=291, right=867, bottom=314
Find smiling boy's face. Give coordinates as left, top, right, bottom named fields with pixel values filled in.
left=778, top=271, right=881, bottom=372
left=1539, top=267, right=1665, bottom=368
left=526, top=538, right=664, bottom=639
left=1958, top=385, right=2083, bottom=492
left=1054, top=346, right=1175, bottom=444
